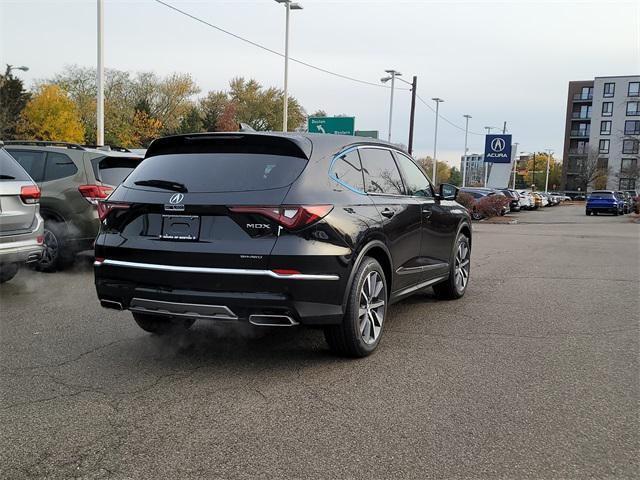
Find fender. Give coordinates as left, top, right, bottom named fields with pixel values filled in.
left=341, top=239, right=393, bottom=311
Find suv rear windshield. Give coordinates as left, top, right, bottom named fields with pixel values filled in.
left=124, top=153, right=307, bottom=193
left=0, top=149, right=32, bottom=181
left=92, top=156, right=142, bottom=186
left=589, top=192, right=614, bottom=198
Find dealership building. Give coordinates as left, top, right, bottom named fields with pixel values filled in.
left=561, top=75, right=640, bottom=193
left=460, top=154, right=485, bottom=186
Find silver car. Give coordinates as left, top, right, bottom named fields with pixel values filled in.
left=0, top=147, right=44, bottom=283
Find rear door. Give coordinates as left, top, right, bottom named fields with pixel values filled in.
left=0, top=149, right=38, bottom=234
left=359, top=147, right=422, bottom=292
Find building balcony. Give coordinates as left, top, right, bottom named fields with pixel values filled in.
left=570, top=130, right=591, bottom=138
left=573, top=93, right=593, bottom=101
left=571, top=112, right=591, bottom=119
left=568, top=148, right=588, bottom=155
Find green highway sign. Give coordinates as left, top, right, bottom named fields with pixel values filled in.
left=308, top=117, right=355, bottom=135
left=355, top=130, right=379, bottom=139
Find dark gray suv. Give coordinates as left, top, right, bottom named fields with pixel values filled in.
left=4, top=142, right=142, bottom=271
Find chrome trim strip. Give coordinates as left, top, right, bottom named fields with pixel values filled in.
left=396, top=263, right=449, bottom=275
left=393, top=275, right=447, bottom=297
left=249, top=314, right=299, bottom=327
left=95, top=259, right=339, bottom=281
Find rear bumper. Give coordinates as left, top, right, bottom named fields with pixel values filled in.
left=0, top=216, right=44, bottom=265
left=94, top=259, right=346, bottom=326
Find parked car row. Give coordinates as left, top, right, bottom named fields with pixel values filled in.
left=585, top=190, right=638, bottom=216
left=459, top=187, right=569, bottom=220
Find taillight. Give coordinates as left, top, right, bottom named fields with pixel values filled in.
left=229, top=205, right=333, bottom=230
left=97, top=201, right=130, bottom=222
left=79, top=184, right=114, bottom=205
left=20, top=185, right=41, bottom=204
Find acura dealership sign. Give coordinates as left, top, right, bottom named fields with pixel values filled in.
left=484, top=134, right=512, bottom=163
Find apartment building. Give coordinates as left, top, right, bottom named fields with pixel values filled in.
left=460, top=153, right=484, bottom=186
left=561, top=75, right=640, bottom=193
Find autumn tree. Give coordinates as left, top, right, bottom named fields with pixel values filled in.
left=417, top=157, right=451, bottom=185
left=17, top=84, right=85, bottom=143
left=0, top=67, right=31, bottom=139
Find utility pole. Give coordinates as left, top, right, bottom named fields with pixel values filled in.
left=97, top=0, right=104, bottom=146
left=545, top=148, right=554, bottom=192
left=407, top=76, right=417, bottom=154
left=462, top=114, right=472, bottom=187
left=432, top=98, right=444, bottom=184
left=502, top=121, right=507, bottom=134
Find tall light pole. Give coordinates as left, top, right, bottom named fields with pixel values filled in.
left=275, top=0, right=303, bottom=132
left=511, top=142, right=520, bottom=189
left=545, top=148, right=554, bottom=192
left=432, top=97, right=444, bottom=184
left=97, top=0, right=104, bottom=146
left=381, top=70, right=401, bottom=142
left=462, top=114, right=472, bottom=187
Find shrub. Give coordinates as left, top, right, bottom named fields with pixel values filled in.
left=476, top=195, right=509, bottom=218
left=456, top=191, right=476, bottom=212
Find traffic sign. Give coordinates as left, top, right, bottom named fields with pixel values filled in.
left=308, top=117, right=355, bottom=135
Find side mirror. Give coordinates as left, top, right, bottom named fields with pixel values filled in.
left=439, top=183, right=458, bottom=201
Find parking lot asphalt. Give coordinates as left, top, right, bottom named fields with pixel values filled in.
left=1, top=204, right=638, bottom=479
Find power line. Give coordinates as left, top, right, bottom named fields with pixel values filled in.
left=416, top=94, right=485, bottom=136
left=153, top=0, right=398, bottom=90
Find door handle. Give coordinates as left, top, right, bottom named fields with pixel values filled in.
left=381, top=208, right=395, bottom=219
left=422, top=209, right=432, bottom=218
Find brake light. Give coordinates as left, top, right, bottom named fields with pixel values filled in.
left=229, top=205, right=333, bottom=230
left=97, top=201, right=130, bottom=222
left=79, top=185, right=114, bottom=205
left=20, top=185, right=41, bottom=204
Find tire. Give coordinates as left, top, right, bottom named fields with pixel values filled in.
left=37, top=221, right=74, bottom=272
left=0, top=263, right=20, bottom=284
left=132, top=312, right=195, bottom=335
left=324, top=257, right=387, bottom=358
left=614, top=210, right=619, bottom=216
left=593, top=212, right=598, bottom=216
left=586, top=210, right=591, bottom=216
left=433, top=233, right=471, bottom=300
left=471, top=211, right=483, bottom=221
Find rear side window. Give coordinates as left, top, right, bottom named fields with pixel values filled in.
left=124, top=153, right=307, bottom=193
left=331, top=150, right=364, bottom=191
left=92, top=156, right=142, bottom=186
left=0, top=149, right=33, bottom=181
left=394, top=153, right=433, bottom=197
left=6, top=149, right=46, bottom=182
left=360, top=148, right=404, bottom=195
left=44, top=152, right=78, bottom=181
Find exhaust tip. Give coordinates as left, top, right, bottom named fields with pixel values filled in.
left=249, top=314, right=299, bottom=327
left=100, top=299, right=124, bottom=311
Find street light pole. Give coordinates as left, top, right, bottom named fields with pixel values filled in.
left=97, top=0, right=104, bottom=146
left=512, top=142, right=519, bottom=189
left=532, top=151, right=536, bottom=190
left=545, top=148, right=553, bottom=192
left=1, top=64, right=29, bottom=89
left=432, top=97, right=444, bottom=184
left=381, top=70, right=400, bottom=142
left=275, top=0, right=303, bottom=132
left=462, top=114, right=472, bottom=187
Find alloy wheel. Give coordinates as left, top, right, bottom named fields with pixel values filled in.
left=40, top=229, right=59, bottom=268
left=454, top=242, right=470, bottom=291
left=358, top=271, right=385, bottom=345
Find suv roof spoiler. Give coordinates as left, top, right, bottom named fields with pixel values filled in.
left=145, top=133, right=313, bottom=160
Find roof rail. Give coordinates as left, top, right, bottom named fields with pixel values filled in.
left=81, top=144, right=132, bottom=153
left=2, top=140, right=86, bottom=150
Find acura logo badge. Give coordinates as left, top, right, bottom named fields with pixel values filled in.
left=491, top=138, right=506, bottom=152
left=169, top=193, right=184, bottom=204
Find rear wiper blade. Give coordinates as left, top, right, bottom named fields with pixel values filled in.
left=133, top=179, right=188, bottom=193
left=0, top=175, right=16, bottom=180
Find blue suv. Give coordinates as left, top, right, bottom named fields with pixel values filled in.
left=586, top=191, right=624, bottom=216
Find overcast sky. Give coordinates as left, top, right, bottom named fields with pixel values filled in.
left=2, top=0, right=639, bottom=164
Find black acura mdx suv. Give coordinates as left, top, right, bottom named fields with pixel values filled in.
left=94, top=133, right=472, bottom=357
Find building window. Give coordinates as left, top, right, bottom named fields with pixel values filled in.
left=603, top=82, right=615, bottom=97
left=602, top=102, right=613, bottom=116
left=625, top=120, right=640, bottom=135
left=598, top=139, right=610, bottom=154
left=629, top=82, right=640, bottom=97
left=621, top=158, right=637, bottom=171
left=619, top=178, right=636, bottom=190
left=627, top=101, right=640, bottom=116
left=600, top=121, right=612, bottom=135
left=622, top=139, right=639, bottom=154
